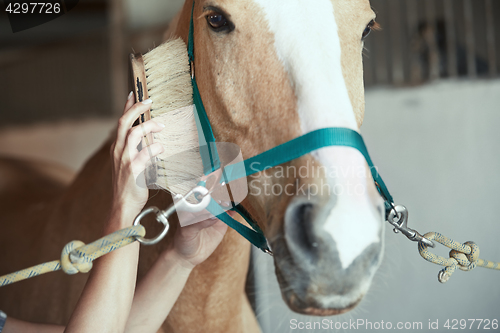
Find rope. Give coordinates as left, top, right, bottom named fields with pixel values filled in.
left=0, top=225, right=145, bottom=287
left=418, top=232, right=500, bottom=283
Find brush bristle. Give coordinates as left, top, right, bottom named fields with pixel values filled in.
left=143, top=38, right=193, bottom=115
left=143, top=38, right=202, bottom=196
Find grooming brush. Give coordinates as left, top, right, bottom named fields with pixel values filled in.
left=129, top=38, right=203, bottom=196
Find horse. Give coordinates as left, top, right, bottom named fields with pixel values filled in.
left=0, top=0, right=383, bottom=331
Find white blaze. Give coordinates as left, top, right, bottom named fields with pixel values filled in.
left=253, top=0, right=381, bottom=268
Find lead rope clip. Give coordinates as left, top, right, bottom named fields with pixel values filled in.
left=387, top=205, right=435, bottom=248
left=133, top=185, right=213, bottom=245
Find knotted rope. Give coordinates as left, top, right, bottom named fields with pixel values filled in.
left=0, top=225, right=145, bottom=287
left=418, top=232, right=500, bottom=283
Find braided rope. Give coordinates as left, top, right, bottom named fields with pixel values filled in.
left=0, top=225, right=145, bottom=287
left=418, top=232, right=500, bottom=283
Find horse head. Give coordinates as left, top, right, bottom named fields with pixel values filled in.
left=175, top=0, right=383, bottom=316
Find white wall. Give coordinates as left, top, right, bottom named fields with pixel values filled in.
left=253, top=79, right=500, bottom=332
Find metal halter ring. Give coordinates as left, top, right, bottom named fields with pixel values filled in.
left=133, top=207, right=170, bottom=245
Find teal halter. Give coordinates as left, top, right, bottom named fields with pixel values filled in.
left=187, top=2, right=394, bottom=253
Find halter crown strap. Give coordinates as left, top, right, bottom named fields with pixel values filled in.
left=187, top=1, right=394, bottom=253
left=189, top=1, right=269, bottom=251
left=189, top=2, right=220, bottom=174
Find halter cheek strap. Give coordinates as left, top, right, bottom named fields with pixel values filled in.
left=187, top=1, right=394, bottom=253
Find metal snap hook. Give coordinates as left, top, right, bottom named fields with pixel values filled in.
left=387, top=205, right=435, bottom=248
left=387, top=205, right=409, bottom=233
left=133, top=207, right=170, bottom=245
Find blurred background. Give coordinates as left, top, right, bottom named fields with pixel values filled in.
left=1, top=0, right=499, bottom=332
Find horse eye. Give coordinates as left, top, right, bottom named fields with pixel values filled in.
left=207, top=13, right=229, bottom=31
left=362, top=20, right=375, bottom=39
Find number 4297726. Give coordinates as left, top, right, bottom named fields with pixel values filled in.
left=444, top=319, right=498, bottom=330
left=5, top=2, right=61, bottom=14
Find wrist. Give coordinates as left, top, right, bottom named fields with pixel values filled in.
left=162, top=248, right=196, bottom=274
left=106, top=205, right=139, bottom=233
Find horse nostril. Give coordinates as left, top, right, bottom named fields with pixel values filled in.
left=285, top=202, right=318, bottom=255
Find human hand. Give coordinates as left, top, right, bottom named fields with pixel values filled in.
left=110, top=92, right=165, bottom=224
left=172, top=216, right=229, bottom=269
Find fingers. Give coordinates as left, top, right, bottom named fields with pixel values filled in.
left=115, top=99, right=153, bottom=155
left=187, top=218, right=220, bottom=230
left=110, top=93, right=135, bottom=161
left=121, top=99, right=152, bottom=129
left=125, top=120, right=165, bottom=157
left=182, top=217, right=228, bottom=235
left=132, top=142, right=164, bottom=177
left=211, top=219, right=229, bottom=235
left=123, top=91, right=135, bottom=115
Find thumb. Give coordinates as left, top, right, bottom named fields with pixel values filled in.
left=194, top=218, right=219, bottom=229
left=211, top=220, right=228, bottom=235
left=179, top=218, right=219, bottom=239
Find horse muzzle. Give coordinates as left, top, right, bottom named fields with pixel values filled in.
left=271, top=190, right=384, bottom=315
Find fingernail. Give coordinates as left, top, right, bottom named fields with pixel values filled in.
left=127, top=91, right=133, bottom=100
left=157, top=122, right=165, bottom=128
left=142, top=99, right=152, bottom=105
